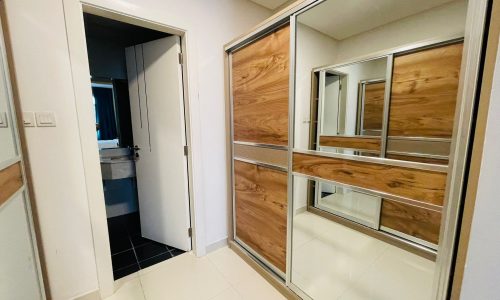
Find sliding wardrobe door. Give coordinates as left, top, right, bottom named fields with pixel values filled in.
left=0, top=18, right=44, bottom=299
left=289, top=0, right=486, bottom=299
left=230, top=24, right=290, bottom=275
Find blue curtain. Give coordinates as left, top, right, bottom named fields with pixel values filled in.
left=93, top=87, right=118, bottom=140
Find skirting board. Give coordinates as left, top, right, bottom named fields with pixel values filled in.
left=229, top=241, right=300, bottom=300
left=206, top=237, right=228, bottom=253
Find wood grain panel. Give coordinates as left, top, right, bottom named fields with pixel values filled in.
left=389, top=42, right=463, bottom=138
left=234, top=160, right=287, bottom=272
left=363, top=81, right=385, bottom=131
left=387, top=153, right=448, bottom=165
left=381, top=199, right=441, bottom=244
left=0, top=162, right=23, bottom=206
left=293, top=152, right=447, bottom=205
left=319, top=136, right=381, bottom=151
left=232, top=25, right=289, bottom=146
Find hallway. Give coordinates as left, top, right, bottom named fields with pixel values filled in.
left=105, top=247, right=285, bottom=300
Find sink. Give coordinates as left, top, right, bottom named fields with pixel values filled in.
left=99, top=148, right=136, bottom=180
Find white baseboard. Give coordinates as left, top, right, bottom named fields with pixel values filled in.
left=206, top=237, right=228, bottom=253
left=294, top=206, right=307, bottom=215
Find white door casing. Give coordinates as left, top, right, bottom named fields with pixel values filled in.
left=126, top=36, right=191, bottom=251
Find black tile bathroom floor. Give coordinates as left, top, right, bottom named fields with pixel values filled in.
left=107, top=212, right=185, bottom=280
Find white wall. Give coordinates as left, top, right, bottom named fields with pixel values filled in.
left=460, top=43, right=500, bottom=299
left=294, top=23, right=337, bottom=211
left=2, top=0, right=271, bottom=298
left=335, top=0, right=467, bottom=63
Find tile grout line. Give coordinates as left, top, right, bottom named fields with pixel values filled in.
left=129, top=235, right=148, bottom=300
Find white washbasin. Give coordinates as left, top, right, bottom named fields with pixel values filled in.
left=100, top=148, right=136, bottom=180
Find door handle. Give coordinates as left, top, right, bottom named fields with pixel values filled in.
left=132, top=145, right=141, bottom=159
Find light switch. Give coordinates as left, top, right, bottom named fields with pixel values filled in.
left=36, top=111, right=56, bottom=127
left=23, top=111, right=36, bottom=127
left=0, top=111, right=8, bottom=128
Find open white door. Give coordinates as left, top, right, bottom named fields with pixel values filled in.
left=125, top=36, right=191, bottom=251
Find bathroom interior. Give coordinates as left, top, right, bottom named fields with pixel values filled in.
left=83, top=13, right=187, bottom=280
left=229, top=0, right=474, bottom=299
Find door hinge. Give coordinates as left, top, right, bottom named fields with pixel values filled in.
left=184, top=145, right=189, bottom=156
left=188, top=227, right=192, bottom=237
left=178, top=52, right=183, bottom=65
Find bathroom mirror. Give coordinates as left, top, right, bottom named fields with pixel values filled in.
left=0, top=41, right=19, bottom=165
left=92, top=81, right=120, bottom=148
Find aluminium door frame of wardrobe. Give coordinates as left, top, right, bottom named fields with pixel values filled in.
left=225, top=0, right=490, bottom=299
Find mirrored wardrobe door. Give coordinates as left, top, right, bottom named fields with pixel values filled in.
left=0, top=16, right=45, bottom=300
left=289, top=0, right=478, bottom=299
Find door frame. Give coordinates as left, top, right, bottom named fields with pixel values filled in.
left=62, top=1, right=206, bottom=298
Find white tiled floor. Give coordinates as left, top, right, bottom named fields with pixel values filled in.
left=104, top=247, right=285, bottom=300
left=292, top=211, right=435, bottom=300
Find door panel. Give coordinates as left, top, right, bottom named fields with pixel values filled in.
left=0, top=191, right=43, bottom=299
left=126, top=36, right=191, bottom=251
left=380, top=199, right=441, bottom=245
left=232, top=26, right=290, bottom=146
left=234, top=160, right=287, bottom=272
left=0, top=17, right=44, bottom=298
left=389, top=43, right=463, bottom=138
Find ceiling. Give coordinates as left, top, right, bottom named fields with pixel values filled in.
left=83, top=13, right=170, bottom=46
left=250, top=0, right=290, bottom=10
left=297, top=0, right=458, bottom=40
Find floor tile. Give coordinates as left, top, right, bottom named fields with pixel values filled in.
left=135, top=242, right=169, bottom=262
left=130, top=235, right=153, bottom=248
left=112, top=250, right=137, bottom=271
left=109, top=235, right=132, bottom=255
left=139, top=253, right=230, bottom=300
left=233, top=271, right=286, bottom=300
left=139, top=252, right=172, bottom=269
left=113, top=263, right=140, bottom=280
left=208, top=247, right=258, bottom=285
left=169, top=246, right=185, bottom=257
left=209, top=287, right=243, bottom=300
left=104, top=277, right=145, bottom=300
left=338, top=245, right=435, bottom=300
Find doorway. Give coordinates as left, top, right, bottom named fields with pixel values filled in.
left=83, top=13, right=192, bottom=280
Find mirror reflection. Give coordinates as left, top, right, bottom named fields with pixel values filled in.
left=0, top=47, right=18, bottom=164
left=313, top=179, right=381, bottom=229
left=311, top=57, right=388, bottom=155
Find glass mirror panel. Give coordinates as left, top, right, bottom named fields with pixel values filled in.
left=291, top=176, right=435, bottom=300
left=314, top=179, right=381, bottom=229
left=0, top=41, right=19, bottom=165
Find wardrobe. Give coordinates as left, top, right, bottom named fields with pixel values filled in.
left=225, top=0, right=489, bottom=299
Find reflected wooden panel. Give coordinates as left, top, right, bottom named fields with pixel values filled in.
left=234, top=160, right=287, bottom=272
left=0, top=162, right=23, bottom=206
left=387, top=153, right=448, bottom=165
left=232, top=25, right=289, bottom=146
left=381, top=199, right=441, bottom=245
left=363, top=81, right=385, bottom=131
left=319, top=136, right=381, bottom=152
left=292, top=152, right=447, bottom=206
left=389, top=42, right=463, bottom=138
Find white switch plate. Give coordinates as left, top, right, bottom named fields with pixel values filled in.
left=23, top=112, right=36, bottom=127
left=36, top=111, right=56, bottom=127
left=0, top=111, right=7, bottom=128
